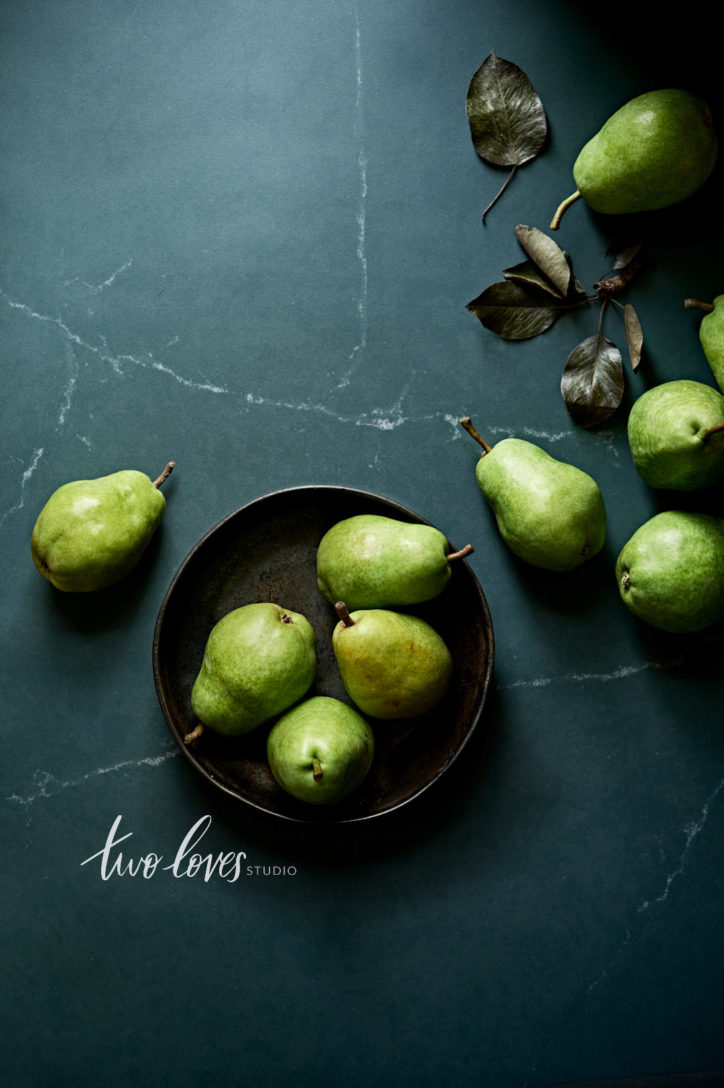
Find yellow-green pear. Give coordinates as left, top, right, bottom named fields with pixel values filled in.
left=685, top=295, right=724, bottom=392
left=187, top=602, right=317, bottom=742
left=627, top=380, right=724, bottom=490
left=460, top=418, right=606, bottom=572
left=267, top=696, right=374, bottom=805
left=616, top=511, right=724, bottom=632
left=31, top=461, right=175, bottom=592
left=551, top=89, right=718, bottom=229
left=332, top=603, right=452, bottom=720
left=317, top=513, right=473, bottom=611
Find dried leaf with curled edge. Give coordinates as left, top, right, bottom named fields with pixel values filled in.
left=561, top=333, right=624, bottom=427
left=623, top=303, right=644, bottom=371
left=466, top=281, right=566, bottom=340
left=514, top=224, right=579, bottom=299
left=467, top=52, right=548, bottom=222
left=503, top=259, right=565, bottom=298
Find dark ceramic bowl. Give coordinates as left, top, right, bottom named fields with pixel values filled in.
left=152, top=485, right=494, bottom=824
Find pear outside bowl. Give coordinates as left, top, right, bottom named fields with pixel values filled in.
left=152, top=485, right=494, bottom=826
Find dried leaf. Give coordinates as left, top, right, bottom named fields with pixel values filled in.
left=467, top=52, right=548, bottom=221
left=623, top=303, right=644, bottom=371
left=561, top=333, right=624, bottom=427
left=466, top=281, right=564, bottom=340
left=503, top=259, right=565, bottom=298
left=605, top=242, right=643, bottom=271
left=514, top=224, right=574, bottom=298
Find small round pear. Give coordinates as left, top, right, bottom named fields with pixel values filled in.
left=616, top=511, right=724, bottom=633
left=627, top=380, right=724, bottom=490
left=31, top=461, right=175, bottom=592
left=267, top=696, right=374, bottom=805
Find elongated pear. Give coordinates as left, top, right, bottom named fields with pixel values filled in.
left=31, top=461, right=175, bottom=592
left=551, top=89, right=718, bottom=229
left=332, top=603, right=452, bottom=720
left=616, top=511, right=724, bottom=632
left=187, top=602, right=316, bottom=741
left=317, top=514, right=472, bottom=611
left=460, top=418, right=606, bottom=571
left=627, top=380, right=724, bottom=490
left=685, top=296, right=724, bottom=392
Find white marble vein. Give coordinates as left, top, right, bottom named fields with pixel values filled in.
left=638, top=775, right=724, bottom=912
left=62, top=258, right=133, bottom=295
left=0, top=446, right=45, bottom=527
left=583, top=774, right=724, bottom=998
left=502, top=656, right=685, bottom=691
left=6, top=748, right=179, bottom=810
left=338, top=1, right=368, bottom=390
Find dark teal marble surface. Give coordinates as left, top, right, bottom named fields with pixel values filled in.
left=2, top=2, right=722, bottom=1085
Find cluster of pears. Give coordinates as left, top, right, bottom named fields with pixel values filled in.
left=31, top=461, right=176, bottom=592
left=188, top=514, right=471, bottom=806
left=616, top=377, right=724, bottom=633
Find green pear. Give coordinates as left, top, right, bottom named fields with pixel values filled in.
left=627, top=380, right=724, bottom=490
left=685, top=295, right=724, bottom=392
left=267, top=695, right=374, bottom=805
left=187, top=602, right=316, bottom=741
left=317, top=513, right=473, bottom=611
left=551, top=89, right=718, bottom=229
left=460, top=418, right=606, bottom=572
left=616, top=511, right=724, bottom=633
left=332, top=603, right=453, bottom=720
left=31, top=461, right=175, bottom=592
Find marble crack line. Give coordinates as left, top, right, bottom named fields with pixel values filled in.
left=501, top=655, right=687, bottom=691
left=337, top=0, right=368, bottom=391
left=1, top=292, right=230, bottom=393
left=6, top=748, right=180, bottom=809
left=62, top=258, right=133, bottom=295
left=1, top=291, right=446, bottom=432
left=638, top=774, right=724, bottom=913
left=584, top=774, right=724, bottom=998
left=0, top=447, right=45, bottom=528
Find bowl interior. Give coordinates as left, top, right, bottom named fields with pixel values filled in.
left=153, top=485, right=494, bottom=824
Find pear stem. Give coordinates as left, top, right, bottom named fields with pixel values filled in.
left=153, top=461, right=176, bottom=488
left=459, top=416, right=491, bottom=454
left=184, top=722, right=204, bottom=745
left=335, top=601, right=355, bottom=627
left=312, top=758, right=324, bottom=782
left=447, top=543, right=474, bottom=562
left=701, top=420, right=724, bottom=439
left=684, top=298, right=715, bottom=314
left=550, top=190, right=581, bottom=231
left=481, top=165, right=517, bottom=224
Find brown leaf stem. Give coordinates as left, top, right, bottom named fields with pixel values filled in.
left=312, top=758, right=324, bottom=782
left=482, top=165, right=517, bottom=224
left=702, top=420, right=724, bottom=439
left=593, top=246, right=653, bottom=299
left=684, top=298, right=715, bottom=313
